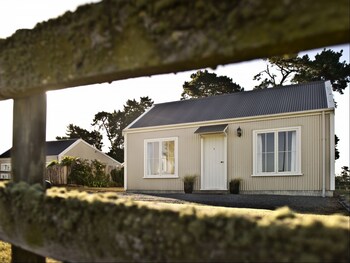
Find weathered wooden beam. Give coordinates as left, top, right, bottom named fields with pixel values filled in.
left=0, top=0, right=349, bottom=100
left=0, top=182, right=349, bottom=262
left=11, top=94, right=47, bottom=262
left=12, top=94, right=47, bottom=184
left=12, top=245, right=45, bottom=263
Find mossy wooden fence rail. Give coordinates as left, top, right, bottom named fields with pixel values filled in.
left=1, top=182, right=349, bottom=262
left=0, top=0, right=349, bottom=262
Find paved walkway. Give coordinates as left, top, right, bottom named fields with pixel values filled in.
left=121, top=192, right=347, bottom=215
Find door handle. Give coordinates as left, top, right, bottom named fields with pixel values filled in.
left=220, top=161, right=224, bottom=163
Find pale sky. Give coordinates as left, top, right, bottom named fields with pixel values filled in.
left=0, top=1, right=348, bottom=174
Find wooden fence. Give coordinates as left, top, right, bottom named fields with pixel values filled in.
left=45, top=166, right=69, bottom=185
left=45, top=164, right=116, bottom=186
left=0, top=0, right=349, bottom=262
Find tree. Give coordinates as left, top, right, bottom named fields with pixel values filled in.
left=92, top=96, right=154, bottom=162
left=293, top=49, right=350, bottom=94
left=254, top=49, right=350, bottom=94
left=340, top=166, right=349, bottom=178
left=254, top=49, right=349, bottom=160
left=181, top=70, right=244, bottom=100
left=335, top=135, right=340, bottom=160
left=253, top=54, right=301, bottom=89
left=335, top=166, right=350, bottom=189
left=56, top=124, right=103, bottom=150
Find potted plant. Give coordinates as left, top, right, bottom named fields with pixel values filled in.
left=182, top=174, right=197, bottom=194
left=229, top=178, right=242, bottom=194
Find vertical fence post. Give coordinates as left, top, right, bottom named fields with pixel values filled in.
left=11, top=93, right=47, bottom=263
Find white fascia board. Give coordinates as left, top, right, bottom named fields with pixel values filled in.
left=330, top=112, right=335, bottom=190
left=324, top=80, right=335, bottom=109
left=57, top=139, right=81, bottom=162
left=123, top=108, right=334, bottom=135
left=78, top=139, right=122, bottom=165
left=122, top=105, right=155, bottom=135
left=59, top=139, right=122, bottom=165
left=124, top=133, right=127, bottom=190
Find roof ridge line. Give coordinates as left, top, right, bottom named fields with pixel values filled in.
left=154, top=80, right=327, bottom=106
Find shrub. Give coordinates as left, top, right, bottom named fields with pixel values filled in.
left=182, top=174, right=197, bottom=184
left=90, top=160, right=110, bottom=187
left=47, top=160, right=58, bottom=167
left=68, top=158, right=93, bottom=186
left=336, top=166, right=350, bottom=190
left=62, top=157, right=113, bottom=187
left=229, top=178, right=243, bottom=194
left=61, top=156, right=77, bottom=166
left=182, top=174, right=198, bottom=193
left=111, top=167, right=124, bottom=187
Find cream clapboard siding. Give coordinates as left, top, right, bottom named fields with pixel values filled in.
left=0, top=158, right=11, bottom=167
left=127, top=127, right=201, bottom=191
left=228, top=113, right=330, bottom=192
left=126, top=112, right=332, bottom=192
left=0, top=158, right=11, bottom=179
left=63, top=140, right=121, bottom=168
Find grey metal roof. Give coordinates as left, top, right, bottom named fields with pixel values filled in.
left=194, top=124, right=228, bottom=134
left=129, top=81, right=330, bottom=129
left=0, top=139, right=79, bottom=158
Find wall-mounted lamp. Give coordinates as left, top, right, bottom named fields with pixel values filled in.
left=237, top=126, right=242, bottom=137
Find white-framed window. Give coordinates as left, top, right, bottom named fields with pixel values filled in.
left=0, top=173, right=10, bottom=180
left=0, top=163, right=11, bottom=172
left=144, top=137, right=178, bottom=178
left=253, top=127, right=301, bottom=176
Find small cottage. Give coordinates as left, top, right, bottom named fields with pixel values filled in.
left=0, top=138, right=122, bottom=180
left=123, top=81, right=335, bottom=196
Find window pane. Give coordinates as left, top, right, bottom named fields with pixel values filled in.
left=279, top=152, right=288, bottom=172
left=287, top=131, right=293, bottom=150
left=289, top=131, right=297, bottom=172
left=162, top=141, right=175, bottom=175
left=278, top=132, right=287, bottom=172
left=262, top=152, right=275, bottom=172
left=257, top=130, right=298, bottom=174
left=146, top=139, right=177, bottom=176
left=278, top=131, right=296, bottom=172
left=147, top=142, right=159, bottom=175
left=266, top=152, right=275, bottom=172
left=257, top=133, right=275, bottom=173
left=278, top=132, right=286, bottom=152
left=266, top=133, right=274, bottom=152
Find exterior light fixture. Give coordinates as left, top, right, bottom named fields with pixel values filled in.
left=237, top=126, right=242, bottom=137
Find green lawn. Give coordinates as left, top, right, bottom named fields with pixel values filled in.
left=63, top=185, right=124, bottom=193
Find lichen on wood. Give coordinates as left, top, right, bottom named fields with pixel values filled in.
left=0, top=181, right=349, bottom=262
left=0, top=0, right=349, bottom=100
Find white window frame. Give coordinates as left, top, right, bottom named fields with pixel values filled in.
left=0, top=163, right=11, bottom=172
left=252, top=127, right=302, bottom=176
left=144, top=137, right=178, bottom=179
left=0, top=173, right=10, bottom=180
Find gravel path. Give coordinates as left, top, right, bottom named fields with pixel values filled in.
left=120, top=192, right=347, bottom=215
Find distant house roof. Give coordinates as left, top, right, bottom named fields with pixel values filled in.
left=46, top=139, right=79, bottom=155
left=128, top=81, right=333, bottom=129
left=0, top=139, right=79, bottom=158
